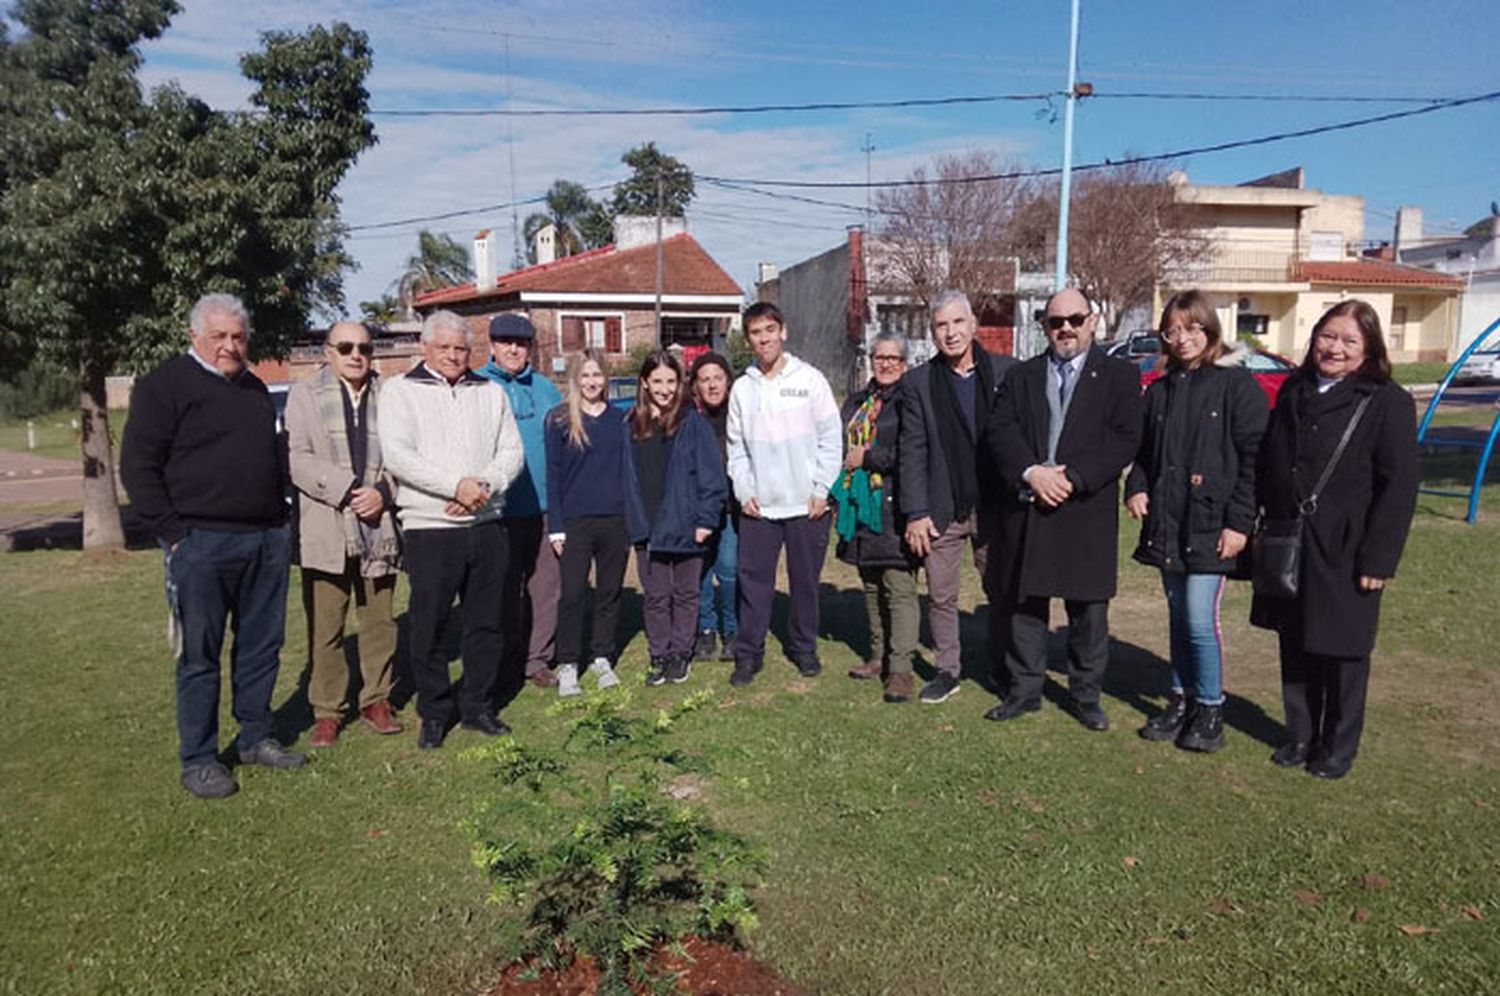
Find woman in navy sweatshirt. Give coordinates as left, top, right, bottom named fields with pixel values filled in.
left=544, top=348, right=630, bottom=697
left=624, top=351, right=727, bottom=686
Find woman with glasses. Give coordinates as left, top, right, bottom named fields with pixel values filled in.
left=1125, top=290, right=1267, bottom=751
left=1249, top=300, right=1418, bottom=779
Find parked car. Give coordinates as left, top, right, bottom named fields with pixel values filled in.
left=607, top=376, right=638, bottom=411
left=1140, top=347, right=1295, bottom=406
left=1456, top=347, right=1500, bottom=384
left=1105, top=332, right=1161, bottom=361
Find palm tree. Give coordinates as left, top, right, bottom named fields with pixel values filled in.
left=396, top=230, right=472, bottom=315
left=523, top=180, right=612, bottom=263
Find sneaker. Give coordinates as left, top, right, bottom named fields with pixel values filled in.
left=645, top=657, right=670, bottom=687
left=883, top=671, right=914, bottom=703
left=729, top=658, right=761, bottom=687
left=181, top=762, right=238, bottom=799
left=557, top=663, right=581, bottom=697
left=309, top=717, right=340, bottom=747
left=693, top=629, right=718, bottom=661
left=1176, top=702, right=1225, bottom=752
left=793, top=657, right=822, bottom=678
left=238, top=739, right=307, bottom=770
left=665, top=654, right=693, bottom=684
left=1139, top=694, right=1188, bottom=742
left=919, top=672, right=961, bottom=704
left=592, top=657, right=621, bottom=690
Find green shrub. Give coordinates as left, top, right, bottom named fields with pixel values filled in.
left=465, top=692, right=763, bottom=996
left=0, top=361, right=75, bottom=420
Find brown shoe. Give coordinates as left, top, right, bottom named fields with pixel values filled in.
left=883, top=671, right=914, bottom=703
left=360, top=701, right=404, bottom=735
left=848, top=659, right=883, bottom=680
left=527, top=668, right=559, bottom=688
left=309, top=717, right=340, bottom=747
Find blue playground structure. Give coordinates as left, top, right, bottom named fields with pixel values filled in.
left=1416, top=315, right=1500, bottom=523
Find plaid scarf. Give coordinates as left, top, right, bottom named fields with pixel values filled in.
left=842, top=386, right=884, bottom=490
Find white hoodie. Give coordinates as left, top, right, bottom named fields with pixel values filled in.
left=726, top=352, right=842, bottom=520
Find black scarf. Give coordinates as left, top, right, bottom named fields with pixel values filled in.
left=929, top=341, right=996, bottom=520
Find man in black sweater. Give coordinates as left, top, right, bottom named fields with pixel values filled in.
left=121, top=293, right=304, bottom=800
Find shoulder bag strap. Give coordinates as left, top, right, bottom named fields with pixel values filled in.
left=1300, top=394, right=1372, bottom=514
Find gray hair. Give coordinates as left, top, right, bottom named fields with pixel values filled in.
left=929, top=289, right=973, bottom=321
left=421, top=309, right=468, bottom=342
left=189, top=293, right=251, bottom=338
left=870, top=330, right=909, bottom=360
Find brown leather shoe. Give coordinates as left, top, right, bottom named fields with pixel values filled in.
left=848, top=659, right=883, bottom=680
left=527, top=668, right=559, bottom=688
left=309, top=717, right=340, bottom=747
left=360, top=701, right=403, bottom=735
left=883, top=671, right=914, bottom=703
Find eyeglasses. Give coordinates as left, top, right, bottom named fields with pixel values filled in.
left=1045, top=313, right=1089, bottom=331
left=331, top=341, right=374, bottom=356
left=871, top=355, right=906, bottom=365
left=1161, top=323, right=1207, bottom=342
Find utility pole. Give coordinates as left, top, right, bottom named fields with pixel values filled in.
left=1054, top=0, right=1082, bottom=290
left=654, top=170, right=664, bottom=346
left=860, top=133, right=875, bottom=228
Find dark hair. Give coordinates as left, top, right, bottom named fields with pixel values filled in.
left=689, top=351, right=733, bottom=408
left=1157, top=289, right=1224, bottom=368
left=1301, top=299, right=1392, bottom=383
left=743, top=301, right=784, bottom=327
left=631, top=350, right=686, bottom=440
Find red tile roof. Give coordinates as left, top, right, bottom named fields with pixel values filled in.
left=1295, top=259, right=1464, bottom=289
left=415, top=233, right=742, bottom=307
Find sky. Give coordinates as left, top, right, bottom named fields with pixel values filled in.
left=131, top=0, right=1500, bottom=315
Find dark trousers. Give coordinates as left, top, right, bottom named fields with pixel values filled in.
left=168, top=525, right=291, bottom=768
left=637, top=548, right=703, bottom=659
left=501, top=516, right=560, bottom=677
left=556, top=515, right=630, bottom=665
left=733, top=513, right=831, bottom=666
left=1004, top=596, right=1110, bottom=705
left=1278, top=630, right=1370, bottom=763
left=404, top=522, right=509, bottom=724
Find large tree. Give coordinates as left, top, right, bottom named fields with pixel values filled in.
left=873, top=149, right=1033, bottom=311
left=523, top=179, right=611, bottom=262
left=0, top=1, right=376, bottom=549
left=396, top=229, right=471, bottom=313
left=610, top=142, right=694, bottom=217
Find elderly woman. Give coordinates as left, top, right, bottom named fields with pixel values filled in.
left=833, top=332, right=921, bottom=702
left=1251, top=300, right=1419, bottom=779
left=1125, top=291, right=1267, bottom=752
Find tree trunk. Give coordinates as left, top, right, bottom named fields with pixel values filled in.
left=80, top=362, right=126, bottom=550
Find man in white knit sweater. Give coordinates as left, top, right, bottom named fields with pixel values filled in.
left=726, top=302, right=843, bottom=686
left=378, top=310, right=525, bottom=748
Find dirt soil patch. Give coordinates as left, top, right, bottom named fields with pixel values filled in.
left=488, top=937, right=812, bottom=995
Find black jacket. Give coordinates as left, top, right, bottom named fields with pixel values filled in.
left=1126, top=363, right=1268, bottom=573
left=987, top=346, right=1142, bottom=603
left=836, top=380, right=916, bottom=570
left=1249, top=373, right=1418, bottom=657
left=622, top=410, right=728, bottom=555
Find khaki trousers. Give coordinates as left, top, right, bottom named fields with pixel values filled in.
left=860, top=565, right=920, bottom=674
left=302, top=560, right=397, bottom=719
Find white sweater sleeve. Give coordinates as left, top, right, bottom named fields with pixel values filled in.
left=479, top=389, right=525, bottom=498
left=809, top=376, right=843, bottom=496
left=726, top=383, right=754, bottom=503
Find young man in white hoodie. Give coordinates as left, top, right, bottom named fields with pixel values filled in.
left=725, top=303, right=843, bottom=685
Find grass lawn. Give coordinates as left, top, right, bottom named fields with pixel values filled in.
left=1391, top=362, right=1455, bottom=386
left=0, top=410, right=90, bottom=461
left=3, top=483, right=1498, bottom=995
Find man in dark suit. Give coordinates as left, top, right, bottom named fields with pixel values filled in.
left=984, top=288, right=1142, bottom=730
left=898, top=290, right=1017, bottom=704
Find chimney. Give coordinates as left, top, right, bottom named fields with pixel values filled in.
left=613, top=215, right=688, bottom=250
left=756, top=262, right=778, bottom=285
left=1394, top=206, right=1423, bottom=258
left=473, top=229, right=498, bottom=291
left=532, top=223, right=557, bottom=265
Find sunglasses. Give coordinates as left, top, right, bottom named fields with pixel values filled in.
left=331, top=341, right=374, bottom=356
left=1045, top=313, right=1089, bottom=331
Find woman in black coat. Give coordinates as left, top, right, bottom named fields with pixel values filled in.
left=1125, top=291, right=1268, bottom=752
left=831, top=332, right=920, bottom=703
left=1251, top=300, right=1419, bottom=779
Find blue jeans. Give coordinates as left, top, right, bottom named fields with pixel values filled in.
left=167, top=526, right=291, bottom=768
left=696, top=515, right=738, bottom=637
left=1160, top=571, right=1226, bottom=705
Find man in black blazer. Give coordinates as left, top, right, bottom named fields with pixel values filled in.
left=897, top=290, right=1017, bottom=704
left=984, top=288, right=1142, bottom=730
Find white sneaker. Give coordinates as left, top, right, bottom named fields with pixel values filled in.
left=592, top=658, right=620, bottom=690
left=557, top=663, right=581, bottom=697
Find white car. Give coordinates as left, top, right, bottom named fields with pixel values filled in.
left=1456, top=348, right=1500, bottom=384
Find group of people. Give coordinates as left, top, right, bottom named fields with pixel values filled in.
left=121, top=285, right=1417, bottom=800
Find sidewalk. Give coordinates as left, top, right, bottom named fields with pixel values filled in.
left=0, top=449, right=83, bottom=505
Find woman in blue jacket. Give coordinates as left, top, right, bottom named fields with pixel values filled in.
left=624, top=351, right=728, bottom=686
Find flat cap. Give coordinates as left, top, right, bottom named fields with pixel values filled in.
left=488, top=313, right=535, bottom=340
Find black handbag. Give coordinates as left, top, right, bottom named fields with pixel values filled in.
left=1251, top=394, right=1370, bottom=599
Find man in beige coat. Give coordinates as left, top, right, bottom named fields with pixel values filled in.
left=287, top=321, right=403, bottom=747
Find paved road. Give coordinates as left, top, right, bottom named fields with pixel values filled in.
left=0, top=450, right=83, bottom=505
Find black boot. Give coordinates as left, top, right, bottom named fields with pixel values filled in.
left=1138, top=694, right=1188, bottom=742
left=1177, top=702, right=1225, bottom=752
left=693, top=629, right=717, bottom=661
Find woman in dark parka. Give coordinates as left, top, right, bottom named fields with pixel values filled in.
left=1125, top=291, right=1268, bottom=752
left=1250, top=299, right=1419, bottom=780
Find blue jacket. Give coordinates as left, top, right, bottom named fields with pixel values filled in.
left=624, top=409, right=727, bottom=555
left=477, top=360, right=561, bottom=518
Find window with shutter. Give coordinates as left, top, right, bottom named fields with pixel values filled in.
left=560, top=316, right=585, bottom=351
left=605, top=316, right=623, bottom=352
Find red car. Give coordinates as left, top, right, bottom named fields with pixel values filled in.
left=1138, top=347, right=1295, bottom=406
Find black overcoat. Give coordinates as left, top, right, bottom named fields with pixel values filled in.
left=1249, top=373, right=1418, bottom=658
left=986, top=346, right=1142, bottom=603
left=835, top=381, right=917, bottom=570
left=1125, top=363, right=1268, bottom=573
